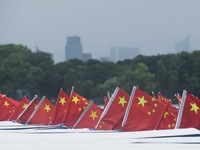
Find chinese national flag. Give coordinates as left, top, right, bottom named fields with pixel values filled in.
left=74, top=101, right=102, bottom=129
left=0, top=94, right=19, bottom=121
left=17, top=97, right=39, bottom=124
left=28, top=97, right=55, bottom=125
left=176, top=90, right=200, bottom=130
left=9, top=96, right=30, bottom=121
left=96, top=87, right=130, bottom=130
left=62, top=91, right=90, bottom=127
left=122, top=86, right=167, bottom=132
left=157, top=102, right=178, bottom=130
left=51, top=89, right=70, bottom=125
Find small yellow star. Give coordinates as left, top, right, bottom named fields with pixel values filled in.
left=44, top=104, right=51, bottom=112
left=34, top=104, right=38, bottom=109
left=118, top=96, right=127, bottom=107
left=22, top=103, right=29, bottom=109
left=190, top=102, right=199, bottom=114
left=89, top=110, right=98, bottom=120
left=59, top=97, right=67, bottom=106
left=138, top=96, right=147, bottom=107
left=72, top=95, right=80, bottom=104
left=4, top=101, right=9, bottom=107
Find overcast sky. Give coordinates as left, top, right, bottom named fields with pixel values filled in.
left=0, top=0, right=200, bottom=63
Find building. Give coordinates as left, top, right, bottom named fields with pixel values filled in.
left=65, top=36, right=92, bottom=61
left=175, top=34, right=190, bottom=53
left=65, top=36, right=83, bottom=61
left=110, top=47, right=140, bottom=62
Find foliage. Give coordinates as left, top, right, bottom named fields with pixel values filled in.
left=0, top=44, right=200, bottom=104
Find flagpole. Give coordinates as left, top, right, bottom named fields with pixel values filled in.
left=95, top=87, right=119, bottom=129
left=73, top=101, right=93, bottom=129
left=175, top=90, right=187, bottom=129
left=15, top=95, right=38, bottom=122
left=121, top=86, right=136, bottom=131
left=25, top=96, right=46, bottom=125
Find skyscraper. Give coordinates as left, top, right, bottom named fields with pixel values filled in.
left=65, top=36, right=83, bottom=61
left=175, top=34, right=190, bottom=53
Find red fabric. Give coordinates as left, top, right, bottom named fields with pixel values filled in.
left=122, top=87, right=167, bottom=132
left=9, top=96, right=30, bottom=121
left=51, top=89, right=70, bottom=125
left=18, top=98, right=39, bottom=124
left=96, top=88, right=130, bottom=130
left=0, top=94, right=19, bottom=121
left=63, top=91, right=90, bottom=127
left=75, top=102, right=102, bottom=129
left=179, top=91, right=200, bottom=129
left=28, top=97, right=55, bottom=125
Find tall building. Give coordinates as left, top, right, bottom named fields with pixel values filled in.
left=175, top=34, right=190, bottom=53
left=110, top=47, right=140, bottom=62
left=65, top=36, right=92, bottom=61
left=65, top=36, right=83, bottom=61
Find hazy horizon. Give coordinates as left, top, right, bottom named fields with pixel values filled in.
left=1, top=0, right=200, bottom=63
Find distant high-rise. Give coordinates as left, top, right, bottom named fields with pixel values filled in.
left=65, top=36, right=92, bottom=61
left=175, top=34, right=190, bottom=53
left=110, top=47, right=140, bottom=62
left=65, top=36, right=83, bottom=61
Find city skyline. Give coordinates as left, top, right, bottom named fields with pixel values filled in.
left=1, top=0, right=200, bottom=63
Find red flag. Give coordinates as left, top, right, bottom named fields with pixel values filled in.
left=27, top=97, right=55, bottom=125
left=73, top=101, right=103, bottom=129
left=51, top=89, right=70, bottom=125
left=0, top=94, right=19, bottom=121
left=9, top=96, right=30, bottom=121
left=122, top=86, right=167, bottom=132
left=175, top=90, right=200, bottom=130
left=157, top=102, right=178, bottom=130
left=95, top=87, right=130, bottom=130
left=16, top=96, right=39, bottom=124
left=62, top=90, right=90, bottom=127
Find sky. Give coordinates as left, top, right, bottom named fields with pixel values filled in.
left=0, top=0, right=200, bottom=63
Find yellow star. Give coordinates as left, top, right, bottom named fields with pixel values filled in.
left=34, top=104, right=38, bottom=109
left=59, top=97, right=67, bottom=106
left=118, top=96, right=127, bottom=107
left=164, top=111, right=169, bottom=119
left=72, top=95, right=80, bottom=104
left=4, top=101, right=9, bottom=107
left=190, top=102, right=199, bottom=114
left=22, top=103, right=29, bottom=109
left=89, top=110, right=98, bottom=120
left=44, top=104, right=51, bottom=112
left=137, top=96, right=147, bottom=107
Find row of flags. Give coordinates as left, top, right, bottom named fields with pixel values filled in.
left=0, top=86, right=200, bottom=131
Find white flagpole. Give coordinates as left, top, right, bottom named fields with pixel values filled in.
left=95, top=87, right=119, bottom=129
left=175, top=90, right=187, bottom=129
left=121, top=86, right=137, bottom=130
left=15, top=95, right=38, bottom=122
left=25, top=96, right=46, bottom=125
left=73, top=101, right=93, bottom=129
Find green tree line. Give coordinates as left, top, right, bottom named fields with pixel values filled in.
left=0, top=44, right=199, bottom=104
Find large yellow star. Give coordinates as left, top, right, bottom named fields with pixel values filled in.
left=164, top=111, right=169, bottom=119
left=118, top=96, right=127, bottom=107
left=44, top=104, right=51, bottom=112
left=90, top=111, right=98, bottom=120
left=137, top=96, right=147, bottom=107
left=22, top=103, right=29, bottom=109
left=4, top=101, right=9, bottom=107
left=59, top=97, right=67, bottom=106
left=72, top=95, right=80, bottom=104
left=190, top=102, right=199, bottom=114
